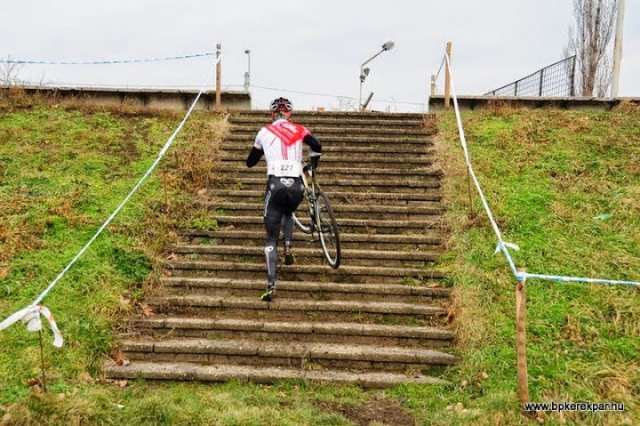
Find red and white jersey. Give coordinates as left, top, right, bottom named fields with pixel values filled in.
left=253, top=119, right=310, bottom=177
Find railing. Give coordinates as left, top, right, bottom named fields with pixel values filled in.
left=485, top=55, right=577, bottom=97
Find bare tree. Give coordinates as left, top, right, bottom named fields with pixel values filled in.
left=0, top=56, right=23, bottom=86
left=566, top=0, right=617, bottom=97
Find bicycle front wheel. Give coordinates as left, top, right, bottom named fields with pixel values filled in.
left=315, top=192, right=341, bottom=269
left=293, top=197, right=313, bottom=234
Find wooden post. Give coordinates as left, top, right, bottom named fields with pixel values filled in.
left=38, top=330, right=48, bottom=392
left=515, top=273, right=529, bottom=410
left=444, top=41, right=452, bottom=109
left=215, top=43, right=222, bottom=111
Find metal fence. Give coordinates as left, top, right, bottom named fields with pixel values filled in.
left=485, top=55, right=577, bottom=97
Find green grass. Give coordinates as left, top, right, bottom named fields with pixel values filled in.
left=432, top=105, right=639, bottom=425
left=1, top=96, right=638, bottom=425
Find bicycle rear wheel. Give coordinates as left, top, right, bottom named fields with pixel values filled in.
left=315, top=192, right=340, bottom=268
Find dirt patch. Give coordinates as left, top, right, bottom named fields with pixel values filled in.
left=316, top=397, right=416, bottom=426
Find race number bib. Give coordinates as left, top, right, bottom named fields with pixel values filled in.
left=268, top=160, right=302, bottom=177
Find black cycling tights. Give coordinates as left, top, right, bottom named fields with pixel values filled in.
left=263, top=176, right=304, bottom=285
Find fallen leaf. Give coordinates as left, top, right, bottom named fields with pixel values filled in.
left=141, top=304, right=154, bottom=317
left=446, top=306, right=456, bottom=323
left=111, top=349, right=130, bottom=367
left=26, top=378, right=41, bottom=388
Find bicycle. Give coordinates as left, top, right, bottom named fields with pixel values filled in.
left=292, top=163, right=341, bottom=269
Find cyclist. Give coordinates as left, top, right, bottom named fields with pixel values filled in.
left=246, top=97, right=322, bottom=302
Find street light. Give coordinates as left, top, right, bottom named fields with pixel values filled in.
left=244, top=49, right=251, bottom=92
left=359, top=40, right=395, bottom=111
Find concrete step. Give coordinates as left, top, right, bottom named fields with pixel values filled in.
left=170, top=246, right=440, bottom=268
left=228, top=116, right=431, bottom=128
left=220, top=156, right=434, bottom=170
left=147, top=295, right=447, bottom=323
left=221, top=142, right=435, bottom=156
left=159, top=277, right=449, bottom=302
left=183, top=230, right=442, bottom=250
left=208, top=190, right=442, bottom=206
left=231, top=110, right=432, bottom=120
left=119, top=338, right=456, bottom=372
left=222, top=165, right=443, bottom=179
left=231, top=125, right=428, bottom=137
left=104, top=361, right=447, bottom=388
left=130, top=316, right=454, bottom=348
left=163, top=260, right=445, bottom=284
left=226, top=134, right=432, bottom=145
left=201, top=201, right=443, bottom=220
left=225, top=176, right=441, bottom=193
left=213, top=215, right=438, bottom=234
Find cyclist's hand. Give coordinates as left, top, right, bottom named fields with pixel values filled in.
left=310, top=155, right=320, bottom=170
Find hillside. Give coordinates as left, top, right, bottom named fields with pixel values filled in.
left=436, top=105, right=639, bottom=425
left=0, top=94, right=638, bottom=425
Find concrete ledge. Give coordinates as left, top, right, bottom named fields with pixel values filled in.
left=160, top=277, right=449, bottom=296
left=429, top=95, right=640, bottom=111
left=164, top=260, right=446, bottom=278
left=104, top=361, right=449, bottom=387
left=119, top=338, right=457, bottom=365
left=1, top=84, right=251, bottom=111
left=132, top=317, right=453, bottom=340
left=149, top=295, right=446, bottom=316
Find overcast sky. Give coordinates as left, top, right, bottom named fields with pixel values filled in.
left=1, top=1, right=638, bottom=112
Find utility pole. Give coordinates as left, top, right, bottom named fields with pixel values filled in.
left=444, top=41, right=452, bottom=109
left=244, top=49, right=251, bottom=92
left=611, top=0, right=625, bottom=98
left=216, top=43, right=222, bottom=111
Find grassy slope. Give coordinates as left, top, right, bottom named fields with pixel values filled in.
left=0, top=98, right=638, bottom=425
left=435, top=106, right=639, bottom=425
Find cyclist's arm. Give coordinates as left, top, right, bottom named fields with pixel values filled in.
left=246, top=130, right=265, bottom=168
left=303, top=134, right=322, bottom=168
left=246, top=147, right=263, bottom=167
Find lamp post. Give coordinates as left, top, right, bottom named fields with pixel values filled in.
left=244, top=49, right=251, bottom=92
left=611, top=0, right=625, bottom=98
left=359, top=40, right=395, bottom=111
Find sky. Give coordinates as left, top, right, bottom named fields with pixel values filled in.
left=1, top=0, right=638, bottom=112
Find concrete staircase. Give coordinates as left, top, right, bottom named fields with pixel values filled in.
left=105, top=110, right=456, bottom=388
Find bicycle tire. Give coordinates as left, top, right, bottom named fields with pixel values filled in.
left=315, top=192, right=341, bottom=268
left=292, top=191, right=314, bottom=234
left=292, top=212, right=312, bottom=234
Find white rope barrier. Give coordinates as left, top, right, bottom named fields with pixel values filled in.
left=441, top=53, right=640, bottom=288
left=0, top=52, right=214, bottom=65
left=0, top=73, right=212, bottom=346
